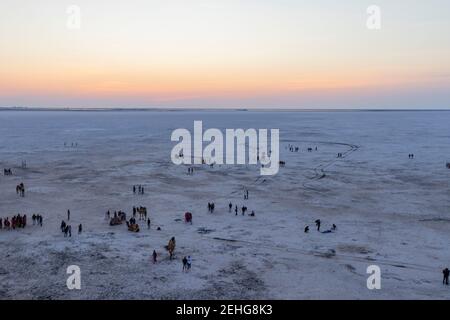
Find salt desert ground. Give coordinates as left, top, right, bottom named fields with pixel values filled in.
left=1, top=110, right=449, bottom=299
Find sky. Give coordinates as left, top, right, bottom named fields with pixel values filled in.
left=0, top=0, right=449, bottom=109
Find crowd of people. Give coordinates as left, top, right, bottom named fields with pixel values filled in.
left=3, top=159, right=449, bottom=288
left=0, top=214, right=27, bottom=230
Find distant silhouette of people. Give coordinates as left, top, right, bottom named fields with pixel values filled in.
left=315, top=219, right=321, bottom=231
left=443, top=268, right=450, bottom=285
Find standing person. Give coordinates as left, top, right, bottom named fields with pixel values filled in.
left=147, top=218, right=151, bottom=229
left=443, top=268, right=450, bottom=285
left=78, top=224, right=82, bottom=234
left=133, top=185, right=136, bottom=194
left=182, top=256, right=188, bottom=272
left=67, top=210, right=71, bottom=221
left=229, top=202, right=232, bottom=212
left=68, top=225, right=72, bottom=237
left=315, top=219, right=321, bottom=231
left=187, top=256, right=192, bottom=271
left=152, top=250, right=157, bottom=264
left=235, top=205, right=238, bottom=216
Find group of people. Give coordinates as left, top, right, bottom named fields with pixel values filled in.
left=64, top=142, right=78, bottom=148
left=31, top=214, right=44, bottom=226
left=337, top=153, right=344, bottom=158
left=304, top=219, right=337, bottom=233
left=3, top=168, right=12, bottom=175
left=408, top=154, right=415, bottom=159
left=126, top=217, right=140, bottom=232
left=0, top=214, right=27, bottom=230
left=133, top=185, right=145, bottom=195
left=60, top=220, right=82, bottom=237
left=182, top=256, right=192, bottom=272
left=133, top=206, right=148, bottom=220
left=16, top=183, right=25, bottom=197
left=207, top=202, right=215, bottom=213
left=187, top=167, right=195, bottom=175
left=108, top=210, right=127, bottom=225
left=287, top=144, right=317, bottom=153
left=1, top=214, right=45, bottom=230
left=228, top=202, right=255, bottom=217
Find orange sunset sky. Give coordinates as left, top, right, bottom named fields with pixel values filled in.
left=0, top=0, right=449, bottom=109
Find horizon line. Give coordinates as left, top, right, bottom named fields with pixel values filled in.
left=1, top=106, right=450, bottom=112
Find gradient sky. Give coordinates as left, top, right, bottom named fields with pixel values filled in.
left=0, top=0, right=449, bottom=109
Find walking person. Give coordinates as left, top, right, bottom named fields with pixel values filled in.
left=67, top=210, right=71, bottom=221
left=229, top=202, right=232, bottom=212
left=78, top=224, right=82, bottom=235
